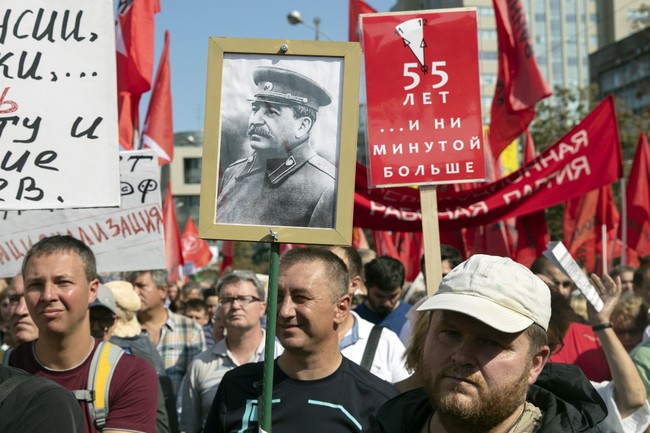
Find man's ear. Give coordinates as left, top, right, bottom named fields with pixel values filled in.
left=528, top=345, right=551, bottom=385
left=333, top=294, right=351, bottom=325
left=295, top=116, right=313, bottom=140
left=88, top=279, right=99, bottom=304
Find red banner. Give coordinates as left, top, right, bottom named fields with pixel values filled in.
left=142, top=31, right=174, bottom=165
left=355, top=96, right=622, bottom=231
left=163, top=182, right=184, bottom=282
left=625, top=133, right=650, bottom=259
left=361, top=10, right=485, bottom=187
left=181, top=215, right=212, bottom=270
left=488, top=0, right=552, bottom=157
left=349, top=0, right=376, bottom=42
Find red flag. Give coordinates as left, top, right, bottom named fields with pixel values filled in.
left=220, top=241, right=235, bottom=272
left=352, top=227, right=370, bottom=250
left=116, top=0, right=160, bottom=95
left=514, top=130, right=550, bottom=267
left=373, top=231, right=398, bottom=258
left=349, top=0, right=376, bottom=42
left=394, top=232, right=424, bottom=281
left=564, top=185, right=619, bottom=273
left=625, top=133, right=650, bottom=259
left=142, top=31, right=174, bottom=165
left=489, top=0, right=552, bottom=157
left=116, top=0, right=160, bottom=150
left=181, top=215, right=212, bottom=270
left=117, top=92, right=139, bottom=150
left=163, top=182, right=184, bottom=282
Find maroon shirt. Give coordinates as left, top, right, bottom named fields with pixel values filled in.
left=10, top=339, right=158, bottom=433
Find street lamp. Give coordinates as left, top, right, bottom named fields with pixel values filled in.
left=287, top=10, right=332, bottom=41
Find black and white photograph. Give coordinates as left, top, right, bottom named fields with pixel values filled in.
left=199, top=38, right=361, bottom=245
left=216, top=55, right=343, bottom=228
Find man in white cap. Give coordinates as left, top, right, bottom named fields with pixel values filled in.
left=367, top=254, right=608, bottom=433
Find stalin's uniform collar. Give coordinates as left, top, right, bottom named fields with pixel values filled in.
left=235, top=142, right=317, bottom=186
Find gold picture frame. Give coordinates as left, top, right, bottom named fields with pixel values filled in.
left=199, top=37, right=361, bottom=245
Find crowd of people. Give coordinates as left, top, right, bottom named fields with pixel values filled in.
left=1, top=234, right=650, bottom=432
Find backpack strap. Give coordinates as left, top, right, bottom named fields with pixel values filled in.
left=73, top=341, right=125, bottom=430
left=360, top=325, right=383, bottom=371
left=0, top=371, right=31, bottom=402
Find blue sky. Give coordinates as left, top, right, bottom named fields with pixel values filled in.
left=141, top=0, right=396, bottom=132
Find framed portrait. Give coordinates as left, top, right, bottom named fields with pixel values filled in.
left=199, top=37, right=361, bottom=245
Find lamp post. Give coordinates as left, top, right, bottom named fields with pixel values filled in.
left=287, top=10, right=331, bottom=41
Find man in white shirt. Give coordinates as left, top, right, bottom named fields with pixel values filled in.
left=329, top=246, right=409, bottom=383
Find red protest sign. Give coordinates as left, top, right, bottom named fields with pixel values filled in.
left=361, top=9, right=485, bottom=188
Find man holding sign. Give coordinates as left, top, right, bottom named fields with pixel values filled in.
left=216, top=66, right=336, bottom=228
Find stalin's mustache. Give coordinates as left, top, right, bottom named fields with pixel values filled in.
left=247, top=125, right=272, bottom=139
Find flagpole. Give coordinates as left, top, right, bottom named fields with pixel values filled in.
left=620, top=178, right=627, bottom=265
left=261, top=241, right=280, bottom=432
left=601, top=223, right=607, bottom=275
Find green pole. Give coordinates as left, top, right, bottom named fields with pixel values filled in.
left=260, top=242, right=280, bottom=432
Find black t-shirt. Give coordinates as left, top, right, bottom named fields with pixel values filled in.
left=0, top=365, right=84, bottom=433
left=203, top=357, right=398, bottom=433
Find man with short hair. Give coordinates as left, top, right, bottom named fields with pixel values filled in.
left=329, top=246, right=409, bottom=383
left=355, top=256, right=411, bottom=337
left=216, top=66, right=336, bottom=228
left=180, top=271, right=281, bottom=433
left=367, top=254, right=607, bottom=433
left=7, top=274, right=39, bottom=345
left=203, top=248, right=398, bottom=432
left=9, top=235, right=158, bottom=433
left=128, top=269, right=206, bottom=395
left=530, top=256, right=575, bottom=298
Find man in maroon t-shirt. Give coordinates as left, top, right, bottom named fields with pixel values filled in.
left=9, top=235, right=157, bottom=433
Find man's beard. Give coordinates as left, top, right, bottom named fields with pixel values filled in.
left=424, top=362, right=530, bottom=432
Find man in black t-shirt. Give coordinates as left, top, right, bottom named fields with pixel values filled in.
left=203, top=248, right=398, bottom=433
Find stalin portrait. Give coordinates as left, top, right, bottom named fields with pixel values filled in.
left=216, top=66, right=337, bottom=228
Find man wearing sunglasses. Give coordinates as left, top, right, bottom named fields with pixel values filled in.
left=180, top=271, right=282, bottom=433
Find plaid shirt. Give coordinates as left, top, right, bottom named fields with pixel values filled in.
left=157, top=310, right=206, bottom=394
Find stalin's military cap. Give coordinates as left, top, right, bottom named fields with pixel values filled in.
left=251, top=66, right=332, bottom=111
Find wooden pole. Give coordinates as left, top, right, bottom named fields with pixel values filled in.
left=420, top=185, right=442, bottom=296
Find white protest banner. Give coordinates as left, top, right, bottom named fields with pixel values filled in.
left=0, top=150, right=165, bottom=277
left=0, top=0, right=120, bottom=210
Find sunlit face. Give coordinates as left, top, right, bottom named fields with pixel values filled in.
left=277, top=261, right=347, bottom=353
left=219, top=281, right=265, bottom=333
left=614, top=319, right=644, bottom=352
left=185, top=308, right=209, bottom=326
left=205, top=295, right=220, bottom=319
left=422, top=311, right=547, bottom=431
left=132, top=272, right=166, bottom=313
left=23, top=252, right=98, bottom=337
left=366, top=285, right=401, bottom=315
left=619, top=271, right=634, bottom=294
left=247, top=101, right=309, bottom=157
left=544, top=266, right=573, bottom=298
left=8, top=275, right=39, bottom=344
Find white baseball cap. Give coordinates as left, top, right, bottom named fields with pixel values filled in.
left=417, top=254, right=551, bottom=332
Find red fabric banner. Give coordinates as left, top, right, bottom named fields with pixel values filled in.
left=352, top=227, right=370, bottom=250
left=349, top=0, right=376, bottom=42
left=489, top=0, right=552, bottom=157
left=116, top=0, right=160, bottom=150
left=220, top=241, right=234, bottom=272
left=625, top=133, right=650, bottom=259
left=163, top=182, right=184, bottom=282
left=142, top=31, right=174, bottom=165
left=355, top=96, right=622, bottom=231
left=181, top=215, right=212, bottom=270
left=514, top=129, right=549, bottom=267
